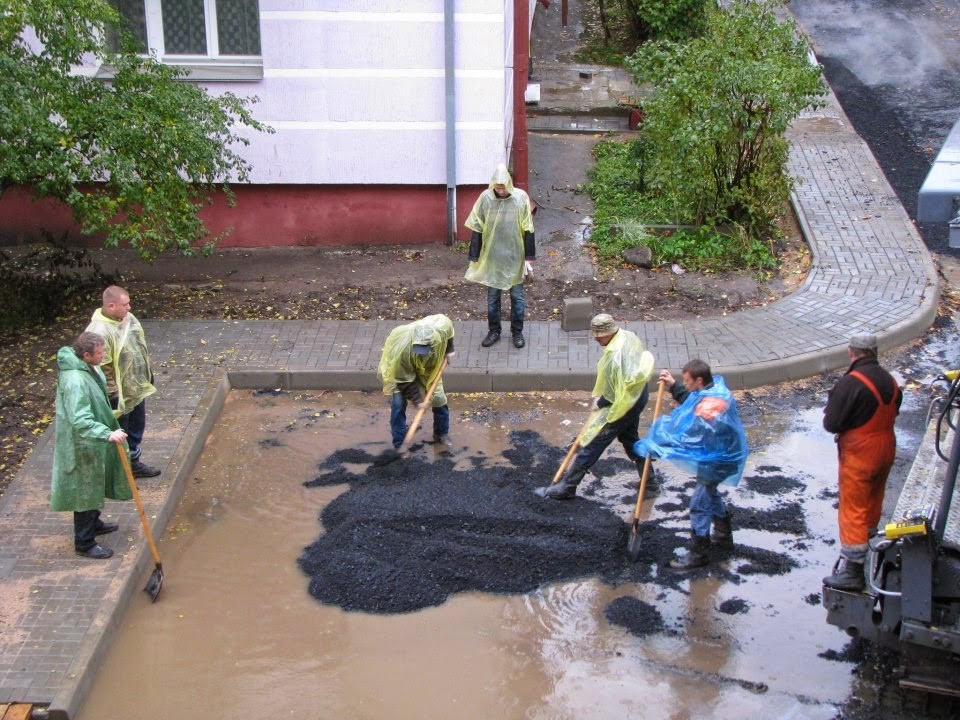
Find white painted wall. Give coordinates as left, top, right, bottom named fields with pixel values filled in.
left=199, top=0, right=513, bottom=186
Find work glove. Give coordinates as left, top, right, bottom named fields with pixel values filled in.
left=397, top=381, right=425, bottom=406
left=445, top=351, right=456, bottom=361
left=592, top=396, right=612, bottom=410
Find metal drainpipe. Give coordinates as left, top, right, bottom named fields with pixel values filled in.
left=444, top=0, right=457, bottom=245
left=512, top=0, right=529, bottom=191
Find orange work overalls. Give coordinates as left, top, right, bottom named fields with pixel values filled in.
left=837, top=371, right=899, bottom=547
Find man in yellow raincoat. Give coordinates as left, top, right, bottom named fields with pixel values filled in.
left=537, top=314, right=655, bottom=499
left=377, top=314, right=456, bottom=449
left=51, top=332, right=131, bottom=559
left=464, top=164, right=536, bottom=350
left=86, top=285, right=159, bottom=478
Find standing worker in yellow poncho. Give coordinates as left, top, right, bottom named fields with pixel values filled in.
left=377, top=314, right=456, bottom=449
left=537, top=314, right=655, bottom=499
left=464, top=164, right=536, bottom=350
left=86, top=285, right=160, bottom=478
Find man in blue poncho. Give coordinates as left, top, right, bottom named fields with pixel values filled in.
left=634, top=360, right=748, bottom=570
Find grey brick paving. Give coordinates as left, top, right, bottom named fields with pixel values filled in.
left=0, top=89, right=940, bottom=718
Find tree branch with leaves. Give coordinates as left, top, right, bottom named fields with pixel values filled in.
left=0, top=0, right=272, bottom=259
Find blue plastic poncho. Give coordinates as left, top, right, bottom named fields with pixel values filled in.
left=633, top=375, right=748, bottom=486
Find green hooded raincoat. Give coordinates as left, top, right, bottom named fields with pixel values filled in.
left=50, top=347, right=131, bottom=512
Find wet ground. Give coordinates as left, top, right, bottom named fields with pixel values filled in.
left=76, top=384, right=930, bottom=720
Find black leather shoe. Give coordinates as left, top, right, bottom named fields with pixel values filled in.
left=76, top=544, right=114, bottom=560
left=512, top=332, right=525, bottom=349
left=481, top=331, right=501, bottom=348
left=95, top=521, right=119, bottom=535
left=131, top=461, right=161, bottom=478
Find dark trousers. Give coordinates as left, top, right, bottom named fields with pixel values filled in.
left=389, top=393, right=451, bottom=448
left=115, top=399, right=146, bottom=461
left=487, top=284, right=525, bottom=335
left=74, top=509, right=102, bottom=552
left=574, top=385, right=650, bottom=469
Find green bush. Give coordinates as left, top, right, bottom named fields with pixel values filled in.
left=587, top=139, right=779, bottom=271
left=624, top=0, right=825, bottom=237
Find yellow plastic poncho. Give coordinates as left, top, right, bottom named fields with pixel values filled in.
left=377, top=314, right=455, bottom=408
left=580, top=328, right=655, bottom=445
left=86, top=308, right=156, bottom=417
left=464, top=164, right=535, bottom=291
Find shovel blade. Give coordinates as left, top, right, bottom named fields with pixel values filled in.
left=144, top=565, right=163, bottom=602
left=626, top=524, right=643, bottom=563
left=372, top=447, right=407, bottom=467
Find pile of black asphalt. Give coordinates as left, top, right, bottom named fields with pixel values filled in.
left=299, top=429, right=802, bottom=616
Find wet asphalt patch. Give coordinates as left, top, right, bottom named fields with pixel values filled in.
left=299, top=430, right=800, bottom=614
left=604, top=596, right=669, bottom=636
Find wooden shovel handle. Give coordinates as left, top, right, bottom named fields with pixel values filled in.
left=632, top=380, right=667, bottom=523
left=551, top=409, right=601, bottom=484
left=402, top=356, right=449, bottom=447
left=117, top=443, right=163, bottom=566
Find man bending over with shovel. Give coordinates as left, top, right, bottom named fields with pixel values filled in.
left=537, top=314, right=655, bottom=499
left=633, top=360, right=748, bottom=570
left=378, top=314, right=456, bottom=450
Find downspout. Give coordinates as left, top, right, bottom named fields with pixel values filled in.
left=512, top=0, right=530, bottom=191
left=444, top=0, right=457, bottom=245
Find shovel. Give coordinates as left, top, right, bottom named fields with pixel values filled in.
left=535, top=410, right=600, bottom=496
left=626, top=380, right=666, bottom=563
left=401, top=356, right=449, bottom=448
left=371, top=356, right=449, bottom=467
left=117, top=444, right=164, bottom=602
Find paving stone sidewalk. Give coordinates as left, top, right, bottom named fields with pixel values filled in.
left=0, top=47, right=941, bottom=720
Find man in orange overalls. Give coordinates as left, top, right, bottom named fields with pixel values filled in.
left=822, top=333, right=901, bottom=591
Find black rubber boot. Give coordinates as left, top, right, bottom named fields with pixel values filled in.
left=710, top=513, right=734, bottom=548
left=629, top=459, right=659, bottom=496
left=536, top=465, right=589, bottom=500
left=669, top=533, right=710, bottom=570
left=823, top=558, right=865, bottom=591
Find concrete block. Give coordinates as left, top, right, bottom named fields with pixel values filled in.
left=562, top=297, right=593, bottom=332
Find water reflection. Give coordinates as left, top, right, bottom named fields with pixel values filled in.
left=79, top=391, right=868, bottom=719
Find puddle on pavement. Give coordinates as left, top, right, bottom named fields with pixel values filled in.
left=79, top=390, right=855, bottom=719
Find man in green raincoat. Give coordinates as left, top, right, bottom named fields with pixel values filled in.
left=86, top=285, right=159, bottom=478
left=51, top=332, right=131, bottom=559
left=377, top=314, right=456, bottom=449
left=537, top=314, right=655, bottom=499
left=464, top=164, right=536, bottom=350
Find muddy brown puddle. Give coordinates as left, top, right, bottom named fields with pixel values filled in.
left=79, top=390, right=855, bottom=719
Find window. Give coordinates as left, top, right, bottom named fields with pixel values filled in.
left=108, top=0, right=262, bottom=80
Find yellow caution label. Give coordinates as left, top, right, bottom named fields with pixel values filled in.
left=883, top=520, right=928, bottom=539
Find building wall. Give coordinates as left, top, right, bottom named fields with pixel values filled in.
left=217, top=1, right=511, bottom=186
left=1, top=1, right=524, bottom=248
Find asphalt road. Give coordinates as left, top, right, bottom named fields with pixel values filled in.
left=789, top=0, right=960, bottom=255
